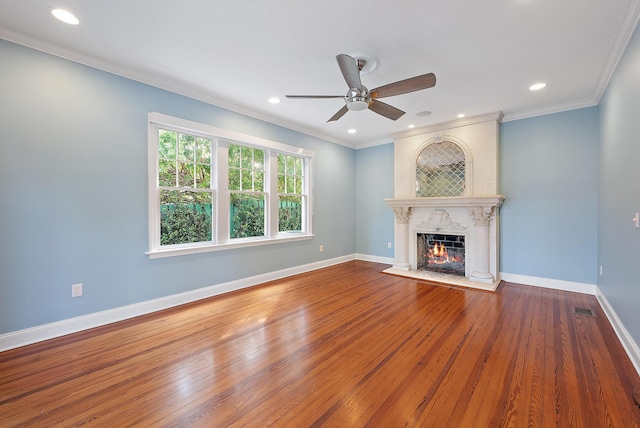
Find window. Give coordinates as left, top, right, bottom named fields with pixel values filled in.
left=158, top=130, right=214, bottom=246
left=147, top=113, right=314, bottom=258
left=228, top=144, right=265, bottom=238
left=278, top=153, right=305, bottom=233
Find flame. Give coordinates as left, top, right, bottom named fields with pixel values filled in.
left=427, top=242, right=459, bottom=265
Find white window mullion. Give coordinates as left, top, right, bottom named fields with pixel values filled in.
left=267, top=151, right=279, bottom=238
left=216, top=140, right=230, bottom=244
left=305, top=158, right=313, bottom=234
left=148, top=122, right=161, bottom=251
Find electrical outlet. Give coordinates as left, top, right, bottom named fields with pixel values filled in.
left=319, top=245, right=324, bottom=252
left=387, top=242, right=392, bottom=249
left=71, top=283, right=83, bottom=297
left=599, top=265, right=603, bottom=276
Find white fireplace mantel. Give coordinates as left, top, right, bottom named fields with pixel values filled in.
left=386, top=196, right=505, bottom=210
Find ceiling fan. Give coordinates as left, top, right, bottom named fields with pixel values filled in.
left=286, top=54, right=436, bottom=122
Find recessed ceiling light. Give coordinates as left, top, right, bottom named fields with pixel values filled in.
left=51, top=9, right=79, bottom=25
left=347, top=129, right=357, bottom=134
left=408, top=124, right=415, bottom=129
left=268, top=97, right=280, bottom=104
left=416, top=111, right=432, bottom=117
left=457, top=113, right=465, bottom=118
left=529, top=82, right=546, bottom=91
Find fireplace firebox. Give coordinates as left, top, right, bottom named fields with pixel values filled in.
left=417, top=233, right=465, bottom=276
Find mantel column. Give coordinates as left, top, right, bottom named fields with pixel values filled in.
left=469, top=206, right=495, bottom=283
left=392, top=207, right=412, bottom=271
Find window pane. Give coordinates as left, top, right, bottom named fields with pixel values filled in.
left=195, top=164, right=211, bottom=188
left=295, top=157, right=303, bottom=176
left=229, top=168, right=240, bottom=191
left=230, top=193, right=265, bottom=238
left=254, top=171, right=264, bottom=192
left=286, top=176, right=294, bottom=193
left=278, top=154, right=285, bottom=174
left=295, top=177, right=302, bottom=194
left=286, top=155, right=294, bottom=174
left=158, top=130, right=177, bottom=159
left=253, top=149, right=264, bottom=170
left=241, top=146, right=252, bottom=169
left=241, top=170, right=252, bottom=190
left=178, top=162, right=194, bottom=187
left=160, top=190, right=213, bottom=245
left=196, top=138, right=211, bottom=163
left=278, top=174, right=285, bottom=193
left=178, top=134, right=195, bottom=161
left=279, top=196, right=302, bottom=232
left=158, top=159, right=176, bottom=187
left=229, top=144, right=241, bottom=167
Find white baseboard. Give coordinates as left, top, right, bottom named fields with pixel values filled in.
left=354, top=253, right=394, bottom=265
left=499, top=272, right=597, bottom=295
left=0, top=254, right=355, bottom=352
left=595, top=288, right=640, bottom=377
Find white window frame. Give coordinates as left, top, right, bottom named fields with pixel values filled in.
left=147, top=112, right=314, bottom=259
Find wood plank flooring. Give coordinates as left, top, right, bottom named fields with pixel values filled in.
left=1, top=260, right=639, bottom=427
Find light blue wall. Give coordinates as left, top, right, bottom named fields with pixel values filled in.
left=355, top=143, right=394, bottom=258
left=598, top=24, right=640, bottom=342
left=500, top=108, right=599, bottom=284
left=354, top=109, right=600, bottom=285
left=0, top=39, right=355, bottom=334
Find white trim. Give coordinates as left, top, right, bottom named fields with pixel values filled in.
left=595, top=288, right=640, bottom=376
left=147, top=234, right=313, bottom=259
left=148, top=112, right=316, bottom=158
left=499, top=272, right=597, bottom=295
left=592, top=0, right=640, bottom=105
left=0, top=254, right=354, bottom=352
left=355, top=253, right=394, bottom=265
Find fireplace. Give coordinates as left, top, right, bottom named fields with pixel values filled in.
left=417, top=233, right=465, bottom=276
left=384, top=112, right=504, bottom=291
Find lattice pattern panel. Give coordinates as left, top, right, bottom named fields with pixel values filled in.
left=416, top=142, right=465, bottom=197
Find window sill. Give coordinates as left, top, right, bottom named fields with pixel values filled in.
left=146, top=234, right=314, bottom=259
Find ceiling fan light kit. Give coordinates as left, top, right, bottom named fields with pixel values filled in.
left=346, top=87, right=370, bottom=111
left=285, top=53, right=436, bottom=122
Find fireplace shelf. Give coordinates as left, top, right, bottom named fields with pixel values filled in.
left=385, top=196, right=504, bottom=209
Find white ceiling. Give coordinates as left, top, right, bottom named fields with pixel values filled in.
left=1, top=1, right=639, bottom=148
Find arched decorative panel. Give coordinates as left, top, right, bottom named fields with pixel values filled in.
left=415, top=141, right=465, bottom=197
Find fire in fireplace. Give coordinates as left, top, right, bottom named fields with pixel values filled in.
left=417, top=233, right=465, bottom=276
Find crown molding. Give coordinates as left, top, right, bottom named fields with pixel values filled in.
left=592, top=0, right=640, bottom=105
left=390, top=111, right=503, bottom=140
left=501, top=98, right=597, bottom=122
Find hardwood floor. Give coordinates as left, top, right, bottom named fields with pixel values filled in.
left=1, top=260, right=639, bottom=427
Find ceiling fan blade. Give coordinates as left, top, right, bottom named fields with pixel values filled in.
left=371, top=73, right=436, bottom=99
left=336, top=54, right=362, bottom=89
left=327, top=105, right=349, bottom=122
left=368, top=99, right=405, bottom=121
left=285, top=95, right=345, bottom=99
